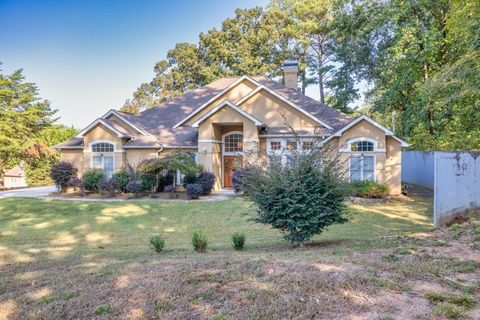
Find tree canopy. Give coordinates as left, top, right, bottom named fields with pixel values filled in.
left=122, top=0, right=480, bottom=151
left=0, top=65, right=77, bottom=185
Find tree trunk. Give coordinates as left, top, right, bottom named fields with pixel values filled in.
left=318, top=46, right=325, bottom=104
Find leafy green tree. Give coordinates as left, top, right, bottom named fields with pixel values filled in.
left=243, top=138, right=349, bottom=244
left=122, top=7, right=294, bottom=113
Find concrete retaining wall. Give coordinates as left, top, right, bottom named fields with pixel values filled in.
left=434, top=152, right=480, bottom=226
left=402, top=151, right=434, bottom=189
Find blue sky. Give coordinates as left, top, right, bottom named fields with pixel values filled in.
left=1, top=0, right=274, bottom=128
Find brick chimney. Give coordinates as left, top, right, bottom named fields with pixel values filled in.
left=283, top=60, right=298, bottom=90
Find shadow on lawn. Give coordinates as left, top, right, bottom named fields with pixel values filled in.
left=0, top=195, right=433, bottom=319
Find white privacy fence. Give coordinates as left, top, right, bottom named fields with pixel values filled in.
left=402, top=151, right=480, bottom=226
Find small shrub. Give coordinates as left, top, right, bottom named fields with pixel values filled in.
left=140, top=174, right=156, bottom=192
left=50, top=161, right=77, bottom=192
left=149, top=235, right=166, bottom=253
left=232, top=168, right=250, bottom=194
left=231, top=232, right=246, bottom=250
left=197, top=172, right=216, bottom=195
left=113, top=169, right=130, bottom=193
left=192, top=230, right=208, bottom=252
left=66, top=177, right=84, bottom=189
left=351, top=180, right=389, bottom=198
left=182, top=173, right=198, bottom=187
left=164, top=185, right=175, bottom=193
left=98, top=177, right=117, bottom=194
left=433, top=302, right=466, bottom=319
left=126, top=180, right=142, bottom=196
left=383, top=253, right=399, bottom=262
left=82, top=168, right=104, bottom=191
left=94, top=303, right=111, bottom=315
left=158, top=172, right=175, bottom=191
left=186, top=183, right=203, bottom=199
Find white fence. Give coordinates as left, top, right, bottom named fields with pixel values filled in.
left=402, top=151, right=434, bottom=189
left=402, top=151, right=480, bottom=226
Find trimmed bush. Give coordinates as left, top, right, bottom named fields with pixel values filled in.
left=140, top=174, right=156, bottom=192
left=82, top=169, right=104, bottom=191
left=50, top=161, right=77, bottom=192
left=98, top=177, right=117, bottom=194
left=231, top=232, right=246, bottom=250
left=126, top=180, right=142, bottom=196
left=192, top=230, right=208, bottom=252
left=182, top=173, right=198, bottom=187
left=164, top=185, right=175, bottom=193
left=149, top=235, right=166, bottom=253
left=113, top=169, right=130, bottom=193
left=196, top=172, right=215, bottom=195
left=351, top=181, right=388, bottom=199
left=186, top=183, right=203, bottom=199
left=158, top=172, right=175, bottom=191
left=243, top=147, right=349, bottom=244
left=66, top=177, right=83, bottom=189
left=232, top=168, right=250, bottom=194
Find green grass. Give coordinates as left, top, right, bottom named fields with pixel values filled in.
left=0, top=196, right=429, bottom=248
left=0, top=196, right=432, bottom=263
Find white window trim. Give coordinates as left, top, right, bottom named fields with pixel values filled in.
left=222, top=131, right=244, bottom=156
left=91, top=154, right=115, bottom=178
left=339, top=137, right=386, bottom=153
left=266, top=138, right=314, bottom=154
left=349, top=155, right=376, bottom=182
left=88, top=140, right=117, bottom=152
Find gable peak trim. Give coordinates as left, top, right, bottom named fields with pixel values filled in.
left=172, top=75, right=262, bottom=128
left=191, top=99, right=264, bottom=127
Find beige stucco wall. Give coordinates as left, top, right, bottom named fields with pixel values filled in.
left=60, top=149, right=84, bottom=176
left=125, top=149, right=158, bottom=166
left=107, top=114, right=141, bottom=134
left=240, top=89, right=318, bottom=130
left=385, top=136, right=402, bottom=195
left=326, top=120, right=401, bottom=195
left=196, top=105, right=260, bottom=189
left=184, top=79, right=257, bottom=126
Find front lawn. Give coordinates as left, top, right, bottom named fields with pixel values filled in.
left=5, top=195, right=473, bottom=319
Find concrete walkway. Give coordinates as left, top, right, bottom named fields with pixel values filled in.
left=0, top=185, right=236, bottom=202
left=0, top=185, right=56, bottom=199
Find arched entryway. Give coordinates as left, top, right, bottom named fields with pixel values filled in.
left=222, top=132, right=243, bottom=188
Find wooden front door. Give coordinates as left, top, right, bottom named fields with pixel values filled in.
left=223, top=156, right=242, bottom=188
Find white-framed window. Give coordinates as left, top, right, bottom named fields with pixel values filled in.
left=350, top=155, right=375, bottom=182
left=92, top=155, right=114, bottom=178
left=91, top=142, right=114, bottom=153
left=90, top=141, right=115, bottom=178
left=270, top=141, right=281, bottom=151
left=223, top=132, right=243, bottom=154
left=286, top=140, right=298, bottom=150
left=351, top=140, right=374, bottom=152
left=302, top=141, right=313, bottom=150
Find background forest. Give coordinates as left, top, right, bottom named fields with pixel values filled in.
left=1, top=0, right=478, bottom=185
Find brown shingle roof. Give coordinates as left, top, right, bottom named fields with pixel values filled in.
left=56, top=76, right=353, bottom=149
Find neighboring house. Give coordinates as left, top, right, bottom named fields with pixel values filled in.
left=2, top=164, right=27, bottom=189
left=54, top=61, right=408, bottom=194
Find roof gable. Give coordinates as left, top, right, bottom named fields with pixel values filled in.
left=76, top=119, right=132, bottom=138
left=191, top=100, right=264, bottom=127
left=173, top=76, right=261, bottom=128
left=322, top=115, right=410, bottom=147
left=236, top=86, right=333, bottom=130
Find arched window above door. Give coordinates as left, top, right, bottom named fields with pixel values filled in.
left=223, top=133, right=243, bottom=153
left=91, top=142, right=114, bottom=153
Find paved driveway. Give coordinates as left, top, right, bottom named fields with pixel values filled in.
left=0, top=186, right=56, bottom=199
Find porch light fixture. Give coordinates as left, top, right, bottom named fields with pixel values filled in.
left=202, top=147, right=207, bottom=154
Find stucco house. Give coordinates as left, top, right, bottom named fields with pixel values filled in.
left=54, top=62, right=408, bottom=195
